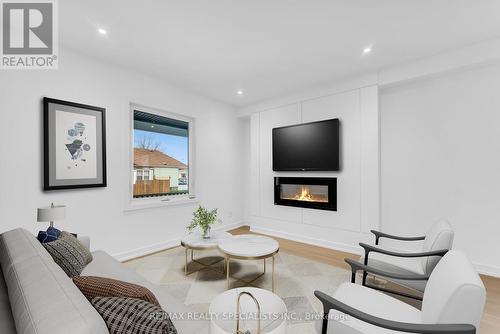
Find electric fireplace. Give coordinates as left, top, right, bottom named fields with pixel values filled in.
left=274, top=177, right=337, bottom=211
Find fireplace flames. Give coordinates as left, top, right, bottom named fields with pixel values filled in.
left=296, top=186, right=314, bottom=201
left=284, top=186, right=328, bottom=203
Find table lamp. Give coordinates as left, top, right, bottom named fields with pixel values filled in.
left=37, top=203, right=66, bottom=228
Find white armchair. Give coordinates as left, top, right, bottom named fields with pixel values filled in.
left=359, top=220, right=454, bottom=298
left=315, top=250, right=486, bottom=334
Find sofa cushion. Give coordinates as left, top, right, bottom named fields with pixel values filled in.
left=83, top=250, right=208, bottom=334
left=73, top=276, right=160, bottom=306
left=43, top=231, right=93, bottom=277
left=138, top=281, right=209, bottom=334
left=82, top=250, right=146, bottom=283
left=0, top=228, right=108, bottom=334
left=0, top=266, right=16, bottom=334
left=91, top=296, right=177, bottom=334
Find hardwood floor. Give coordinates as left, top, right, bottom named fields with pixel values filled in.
left=230, top=225, right=500, bottom=334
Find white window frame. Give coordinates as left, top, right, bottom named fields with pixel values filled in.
left=134, top=168, right=154, bottom=182
left=125, top=103, right=197, bottom=211
left=142, top=169, right=150, bottom=181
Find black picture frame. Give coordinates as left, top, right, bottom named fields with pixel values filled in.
left=43, top=97, right=107, bottom=191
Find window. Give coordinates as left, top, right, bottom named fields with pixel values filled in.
left=134, top=168, right=153, bottom=182
left=131, top=108, right=192, bottom=199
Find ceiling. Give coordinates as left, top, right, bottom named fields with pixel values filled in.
left=60, top=1, right=500, bottom=107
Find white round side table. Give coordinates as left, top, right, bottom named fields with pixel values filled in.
left=218, top=234, right=279, bottom=292
left=180, top=231, right=232, bottom=275
left=209, top=287, right=287, bottom=334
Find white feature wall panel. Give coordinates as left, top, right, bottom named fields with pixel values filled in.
left=249, top=113, right=260, bottom=217
left=258, top=104, right=302, bottom=223
left=301, top=90, right=361, bottom=232
left=247, top=86, right=380, bottom=254
left=360, top=86, right=380, bottom=233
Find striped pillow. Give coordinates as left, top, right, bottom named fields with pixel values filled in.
left=73, top=276, right=160, bottom=306
left=91, top=297, right=177, bottom=334
left=43, top=231, right=92, bottom=277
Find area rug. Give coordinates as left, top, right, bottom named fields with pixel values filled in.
left=124, top=246, right=355, bottom=333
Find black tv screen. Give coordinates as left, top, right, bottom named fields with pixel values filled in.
left=272, top=119, right=339, bottom=171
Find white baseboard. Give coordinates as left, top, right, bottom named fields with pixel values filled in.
left=113, top=221, right=246, bottom=262
left=474, top=262, right=500, bottom=278
left=114, top=238, right=181, bottom=262
left=212, top=221, right=247, bottom=232
left=250, top=225, right=362, bottom=255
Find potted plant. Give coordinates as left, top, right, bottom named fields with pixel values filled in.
left=187, top=205, right=221, bottom=239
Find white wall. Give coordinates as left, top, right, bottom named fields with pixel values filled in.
left=245, top=85, right=380, bottom=253
left=0, top=48, right=245, bottom=260
left=380, top=62, right=500, bottom=276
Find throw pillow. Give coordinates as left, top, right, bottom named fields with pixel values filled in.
left=47, top=226, right=62, bottom=237
left=73, top=276, right=160, bottom=306
left=91, top=297, right=177, bottom=334
left=43, top=231, right=93, bottom=277
left=37, top=226, right=62, bottom=243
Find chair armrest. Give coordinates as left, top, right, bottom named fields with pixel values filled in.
left=360, top=242, right=448, bottom=260
left=77, top=236, right=90, bottom=251
left=345, top=258, right=429, bottom=282
left=314, top=290, right=476, bottom=334
left=371, top=230, right=425, bottom=245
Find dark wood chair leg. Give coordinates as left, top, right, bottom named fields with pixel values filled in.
left=322, top=312, right=329, bottom=334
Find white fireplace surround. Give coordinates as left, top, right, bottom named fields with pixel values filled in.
left=244, top=85, right=380, bottom=254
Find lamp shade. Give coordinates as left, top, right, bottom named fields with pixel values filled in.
left=37, top=205, right=66, bottom=222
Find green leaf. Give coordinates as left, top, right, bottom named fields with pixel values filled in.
left=186, top=205, right=222, bottom=234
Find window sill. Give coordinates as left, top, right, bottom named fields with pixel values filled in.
left=124, top=196, right=198, bottom=212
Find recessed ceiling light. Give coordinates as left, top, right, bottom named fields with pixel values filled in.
left=362, top=45, right=373, bottom=54
left=150, top=125, right=155, bottom=128
left=98, top=28, right=107, bottom=36
left=237, top=90, right=243, bottom=95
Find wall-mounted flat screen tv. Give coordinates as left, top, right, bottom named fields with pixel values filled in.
left=272, top=118, right=339, bottom=171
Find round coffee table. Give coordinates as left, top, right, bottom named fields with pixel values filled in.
left=218, top=234, right=279, bottom=291
left=209, top=287, right=287, bottom=334
left=180, top=231, right=232, bottom=276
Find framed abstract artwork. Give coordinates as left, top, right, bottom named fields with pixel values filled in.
left=43, top=97, right=107, bottom=190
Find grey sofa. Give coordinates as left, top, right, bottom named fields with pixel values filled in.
left=0, top=228, right=208, bottom=334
